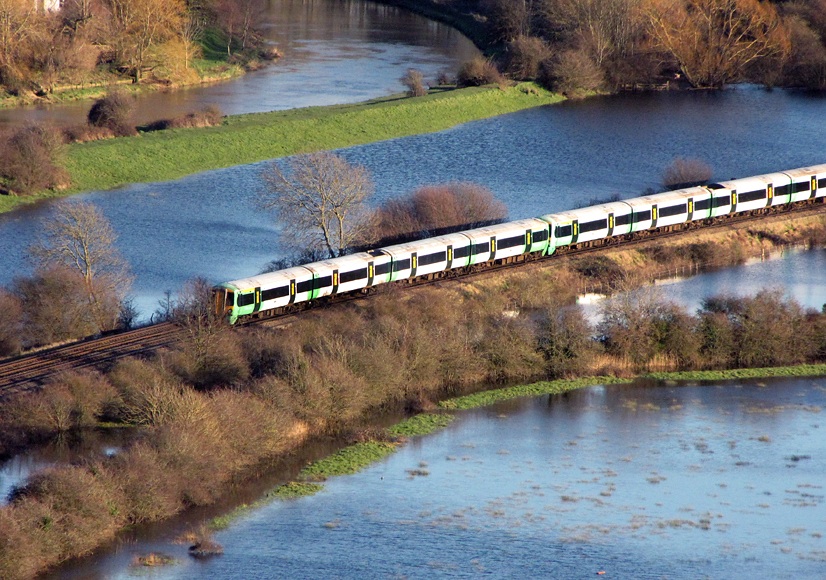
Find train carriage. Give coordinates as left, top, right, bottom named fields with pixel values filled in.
left=710, top=172, right=790, bottom=215
left=542, top=201, right=633, bottom=251
left=216, top=265, right=316, bottom=324
left=459, top=219, right=551, bottom=266
left=381, top=232, right=471, bottom=282
left=782, top=164, right=826, bottom=203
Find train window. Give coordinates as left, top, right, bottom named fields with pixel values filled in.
left=614, top=214, right=631, bottom=226
left=453, top=245, right=470, bottom=259
left=659, top=203, right=687, bottom=218
left=632, top=210, right=651, bottom=223
left=261, top=286, right=289, bottom=301
left=418, top=251, right=447, bottom=267
left=712, top=195, right=731, bottom=208
left=296, top=279, right=314, bottom=293
left=776, top=184, right=791, bottom=196
left=238, top=293, right=256, bottom=307
left=472, top=242, right=490, bottom=255
left=340, top=268, right=368, bottom=284
left=738, top=189, right=766, bottom=203
left=497, top=234, right=525, bottom=250
left=225, top=290, right=234, bottom=306
left=792, top=182, right=810, bottom=193
left=392, top=259, right=411, bottom=272
left=554, top=225, right=572, bottom=238
left=316, top=275, right=332, bottom=288
left=374, top=262, right=391, bottom=276
left=819, top=178, right=826, bottom=189
left=532, top=229, right=549, bottom=242
left=694, top=198, right=711, bottom=211
left=579, top=219, right=608, bottom=234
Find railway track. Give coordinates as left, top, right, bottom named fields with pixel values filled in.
left=1, top=202, right=824, bottom=398
left=0, top=322, right=184, bottom=398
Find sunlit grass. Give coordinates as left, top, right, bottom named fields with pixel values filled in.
left=646, top=364, right=826, bottom=382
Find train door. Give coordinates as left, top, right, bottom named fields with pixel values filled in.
left=812, top=176, right=818, bottom=199
left=411, top=252, right=418, bottom=278
left=651, top=205, right=658, bottom=228
left=607, top=214, right=614, bottom=237
left=446, top=246, right=453, bottom=270
left=332, top=270, right=339, bottom=294
left=367, top=262, right=374, bottom=287
left=288, top=279, right=296, bottom=304
left=767, top=184, right=774, bottom=207
left=253, top=287, right=261, bottom=313
left=687, top=199, right=694, bottom=222
left=571, top=220, right=579, bottom=244
left=490, top=236, right=497, bottom=260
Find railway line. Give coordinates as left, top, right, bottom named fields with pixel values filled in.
left=0, top=201, right=824, bottom=398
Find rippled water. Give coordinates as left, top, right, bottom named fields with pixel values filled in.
left=50, top=377, right=826, bottom=578
left=1, top=88, right=825, bottom=317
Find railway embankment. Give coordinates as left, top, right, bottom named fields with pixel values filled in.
left=1, top=208, right=826, bottom=579
left=0, top=84, right=561, bottom=214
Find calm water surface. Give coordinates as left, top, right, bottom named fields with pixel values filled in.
left=51, top=377, right=826, bottom=578
left=1, top=88, right=825, bottom=317
left=0, top=0, right=478, bottom=129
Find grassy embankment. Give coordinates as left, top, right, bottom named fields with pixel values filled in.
left=0, top=84, right=561, bottom=214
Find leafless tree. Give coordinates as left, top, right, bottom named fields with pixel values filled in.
left=30, top=200, right=132, bottom=333
left=400, top=68, right=427, bottom=97
left=646, top=0, right=791, bottom=88
left=662, top=157, right=712, bottom=188
left=259, top=152, right=374, bottom=259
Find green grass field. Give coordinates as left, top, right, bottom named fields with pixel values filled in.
left=0, top=84, right=561, bottom=214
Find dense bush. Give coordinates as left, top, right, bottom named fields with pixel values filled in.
left=0, top=124, right=68, bottom=195
left=87, top=90, right=136, bottom=137
left=662, top=157, right=713, bottom=189
left=539, top=48, right=604, bottom=98
left=400, top=69, right=427, bottom=97
left=503, top=35, right=552, bottom=80
left=457, top=57, right=504, bottom=87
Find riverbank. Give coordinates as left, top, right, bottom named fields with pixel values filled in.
left=2, top=207, right=825, bottom=579
left=0, top=84, right=561, bottom=214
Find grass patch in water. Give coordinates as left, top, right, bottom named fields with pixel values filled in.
left=387, top=413, right=455, bottom=437
left=438, top=376, right=631, bottom=410
left=268, top=481, right=324, bottom=499
left=646, top=364, right=826, bottom=382
left=300, top=441, right=399, bottom=480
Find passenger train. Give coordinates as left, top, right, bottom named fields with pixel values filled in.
left=213, top=164, right=826, bottom=325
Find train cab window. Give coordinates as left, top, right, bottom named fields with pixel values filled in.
left=712, top=195, right=731, bottom=208
left=614, top=214, right=631, bottom=226
left=261, top=286, right=289, bottom=301
left=238, top=293, right=256, bottom=307
left=632, top=210, right=651, bottom=223
left=392, top=259, right=411, bottom=272
left=472, top=242, right=490, bottom=255
left=225, top=290, right=234, bottom=307
left=453, top=245, right=470, bottom=259
left=375, top=262, right=391, bottom=276
left=554, top=225, right=573, bottom=238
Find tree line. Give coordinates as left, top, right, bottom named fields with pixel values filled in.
left=471, top=0, right=826, bottom=93
left=0, top=0, right=270, bottom=96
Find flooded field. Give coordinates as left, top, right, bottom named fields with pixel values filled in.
left=52, top=377, right=826, bottom=578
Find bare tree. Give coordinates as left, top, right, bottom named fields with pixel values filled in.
left=662, top=157, right=712, bottom=188
left=259, top=152, right=374, bottom=259
left=646, top=0, right=791, bottom=88
left=30, top=200, right=132, bottom=333
left=400, top=68, right=427, bottom=97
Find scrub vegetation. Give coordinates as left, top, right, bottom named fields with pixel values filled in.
left=1, top=211, right=826, bottom=578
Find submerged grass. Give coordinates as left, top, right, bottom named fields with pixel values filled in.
left=439, top=376, right=632, bottom=410
left=299, top=441, right=399, bottom=480
left=387, top=413, right=455, bottom=437
left=646, top=364, right=826, bottom=382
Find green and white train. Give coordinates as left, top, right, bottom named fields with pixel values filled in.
left=213, top=164, right=826, bottom=324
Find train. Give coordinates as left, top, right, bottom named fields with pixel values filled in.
left=212, top=164, right=826, bottom=325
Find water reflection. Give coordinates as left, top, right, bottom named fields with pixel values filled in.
left=1, top=88, right=825, bottom=318
left=0, top=0, right=479, bottom=129
left=51, top=377, right=826, bottom=578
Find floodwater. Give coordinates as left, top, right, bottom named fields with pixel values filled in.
left=49, top=377, right=826, bottom=578
left=0, top=87, right=825, bottom=318
left=0, top=0, right=479, bottom=129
